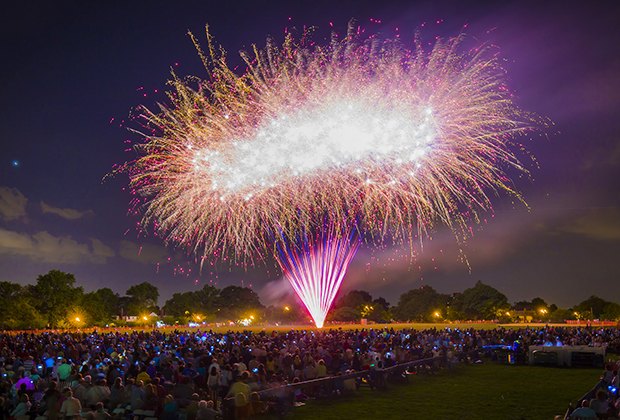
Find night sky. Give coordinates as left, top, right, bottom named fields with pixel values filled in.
left=1, top=0, right=619, bottom=308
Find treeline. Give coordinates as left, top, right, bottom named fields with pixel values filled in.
left=384, top=281, right=620, bottom=323
left=1, top=270, right=619, bottom=330
left=0, top=270, right=262, bottom=329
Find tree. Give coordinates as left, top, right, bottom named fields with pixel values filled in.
left=602, top=302, right=620, bottom=320
left=126, top=282, right=159, bottom=314
left=574, top=296, right=608, bottom=319
left=394, top=285, right=449, bottom=322
left=368, top=297, right=392, bottom=322
left=0, top=281, right=22, bottom=302
left=82, top=288, right=120, bottom=324
left=329, top=290, right=376, bottom=322
left=163, top=284, right=222, bottom=319
left=455, top=281, right=509, bottom=320
left=30, top=270, right=83, bottom=327
left=512, top=300, right=534, bottom=311
left=0, top=281, right=23, bottom=321
left=217, top=286, right=263, bottom=319
left=0, top=281, right=46, bottom=329
left=334, top=290, right=373, bottom=310
left=329, top=306, right=361, bottom=322
left=2, top=300, right=46, bottom=329
left=531, top=297, right=548, bottom=311
left=446, top=293, right=465, bottom=320
left=548, top=308, right=575, bottom=323
left=163, top=291, right=201, bottom=317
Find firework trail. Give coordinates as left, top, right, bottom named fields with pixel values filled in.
left=125, top=20, right=539, bottom=326
left=276, top=226, right=360, bottom=328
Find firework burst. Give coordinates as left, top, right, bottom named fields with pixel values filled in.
left=125, top=20, right=539, bottom=325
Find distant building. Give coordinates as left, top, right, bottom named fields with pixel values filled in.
left=115, top=315, right=138, bottom=322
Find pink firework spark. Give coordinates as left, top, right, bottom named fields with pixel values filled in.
left=276, top=227, right=360, bottom=328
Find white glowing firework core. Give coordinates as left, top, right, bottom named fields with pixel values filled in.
left=193, top=99, right=437, bottom=194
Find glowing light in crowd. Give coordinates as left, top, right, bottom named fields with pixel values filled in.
left=277, top=228, right=360, bottom=328
left=124, top=20, right=540, bottom=326
left=239, top=317, right=253, bottom=327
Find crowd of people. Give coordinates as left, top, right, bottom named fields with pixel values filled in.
left=0, top=325, right=619, bottom=419
left=563, top=361, right=620, bottom=419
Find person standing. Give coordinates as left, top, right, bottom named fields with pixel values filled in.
left=42, top=381, right=62, bottom=420
left=226, top=371, right=251, bottom=420
left=207, top=365, right=220, bottom=409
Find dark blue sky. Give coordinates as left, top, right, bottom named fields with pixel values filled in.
left=1, top=0, right=619, bottom=307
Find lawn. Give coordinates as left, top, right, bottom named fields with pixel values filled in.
left=197, top=321, right=503, bottom=333
left=288, top=363, right=600, bottom=420
left=25, top=321, right=611, bottom=335
left=104, top=321, right=505, bottom=334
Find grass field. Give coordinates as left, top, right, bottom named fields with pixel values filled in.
left=67, top=321, right=582, bottom=335
left=288, top=363, right=600, bottom=420
left=156, top=321, right=615, bottom=334
left=17, top=321, right=615, bottom=335
left=195, top=322, right=505, bottom=333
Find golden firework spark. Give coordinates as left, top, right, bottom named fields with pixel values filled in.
left=126, top=21, right=540, bottom=265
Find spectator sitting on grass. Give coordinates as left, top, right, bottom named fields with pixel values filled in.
left=143, top=383, right=158, bottom=410
left=292, top=377, right=308, bottom=402
left=73, top=374, right=91, bottom=406
left=87, top=401, right=112, bottom=419
left=316, top=359, right=327, bottom=378
left=108, top=377, right=124, bottom=409
left=589, top=389, right=609, bottom=419
left=86, top=379, right=111, bottom=409
left=602, top=365, right=615, bottom=385
left=161, top=394, right=179, bottom=420
left=570, top=399, right=597, bottom=419
left=196, top=399, right=219, bottom=420
left=130, top=379, right=145, bottom=410
left=60, top=387, right=82, bottom=420
left=136, top=367, right=151, bottom=385
left=57, top=358, right=72, bottom=382
left=250, top=391, right=268, bottom=415
left=185, top=393, right=200, bottom=420
left=612, top=395, right=620, bottom=418
left=10, top=393, right=31, bottom=418
left=42, top=380, right=62, bottom=420
left=173, top=376, right=195, bottom=407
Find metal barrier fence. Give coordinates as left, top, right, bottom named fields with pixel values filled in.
left=562, top=380, right=605, bottom=419
left=256, top=355, right=444, bottom=397
left=221, top=356, right=445, bottom=418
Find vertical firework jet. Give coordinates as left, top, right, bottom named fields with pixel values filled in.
left=276, top=227, right=360, bottom=328
left=124, top=21, right=540, bottom=326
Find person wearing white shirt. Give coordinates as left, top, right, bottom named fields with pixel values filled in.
left=60, top=388, right=82, bottom=419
